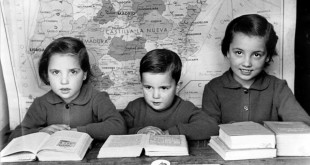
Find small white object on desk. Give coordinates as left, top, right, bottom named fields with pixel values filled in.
left=151, top=159, right=170, bottom=165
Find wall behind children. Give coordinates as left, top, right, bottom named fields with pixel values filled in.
left=0, top=0, right=296, bottom=130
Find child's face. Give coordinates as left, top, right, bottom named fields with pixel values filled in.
left=227, top=32, right=269, bottom=88
left=48, top=53, right=87, bottom=103
left=141, top=71, right=177, bottom=111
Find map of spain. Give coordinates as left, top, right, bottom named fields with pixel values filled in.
left=1, top=0, right=291, bottom=128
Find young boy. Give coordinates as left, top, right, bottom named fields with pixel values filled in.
left=121, top=49, right=218, bottom=140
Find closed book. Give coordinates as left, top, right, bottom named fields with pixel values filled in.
left=219, top=121, right=276, bottom=149
left=209, top=136, right=276, bottom=160
left=264, top=121, right=310, bottom=156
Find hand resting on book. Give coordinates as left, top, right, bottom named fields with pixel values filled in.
left=39, top=124, right=71, bottom=135
left=137, top=126, right=169, bottom=135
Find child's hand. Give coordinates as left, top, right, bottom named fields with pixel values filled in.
left=137, top=126, right=164, bottom=135
left=163, top=130, right=169, bottom=135
left=70, top=128, right=77, bottom=131
left=39, top=124, right=70, bottom=134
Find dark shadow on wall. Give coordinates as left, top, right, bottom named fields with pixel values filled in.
left=0, top=60, right=10, bottom=149
left=295, top=0, right=310, bottom=115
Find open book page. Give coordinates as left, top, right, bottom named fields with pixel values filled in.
left=97, top=134, right=147, bottom=158
left=0, top=152, right=37, bottom=162
left=1, top=132, right=50, bottom=157
left=36, top=131, right=93, bottom=161
left=105, top=134, right=146, bottom=147
left=38, top=131, right=91, bottom=153
left=97, top=134, right=189, bottom=157
left=144, top=134, right=189, bottom=156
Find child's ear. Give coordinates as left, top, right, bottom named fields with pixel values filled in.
left=176, top=81, right=182, bottom=90
left=265, top=56, right=271, bottom=63
left=226, top=53, right=231, bottom=58
left=83, top=72, right=87, bottom=80
left=175, top=81, right=183, bottom=94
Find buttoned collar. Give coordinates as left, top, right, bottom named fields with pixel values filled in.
left=45, top=83, right=93, bottom=105
left=222, top=69, right=271, bottom=90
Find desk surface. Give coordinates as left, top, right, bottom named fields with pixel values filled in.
left=2, top=140, right=310, bottom=165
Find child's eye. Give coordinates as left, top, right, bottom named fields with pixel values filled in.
left=253, top=53, right=262, bottom=58
left=51, top=70, right=60, bottom=75
left=70, top=69, right=82, bottom=75
left=143, top=86, right=152, bottom=90
left=253, top=53, right=264, bottom=59
left=70, top=70, right=78, bottom=74
left=161, top=87, right=169, bottom=90
left=234, top=51, right=243, bottom=56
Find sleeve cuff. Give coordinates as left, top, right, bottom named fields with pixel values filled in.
left=77, top=126, right=87, bottom=133
left=167, top=127, right=180, bottom=135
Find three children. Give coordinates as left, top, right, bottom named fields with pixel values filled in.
left=9, top=14, right=310, bottom=142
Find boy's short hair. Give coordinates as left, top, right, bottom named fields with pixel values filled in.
left=139, top=49, right=182, bottom=84
left=221, top=14, right=278, bottom=64
left=38, top=37, right=92, bottom=85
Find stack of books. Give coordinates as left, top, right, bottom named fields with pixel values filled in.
left=264, top=121, right=310, bottom=156
left=209, top=121, right=277, bottom=160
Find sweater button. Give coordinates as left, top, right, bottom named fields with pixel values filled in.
left=244, top=106, right=248, bottom=111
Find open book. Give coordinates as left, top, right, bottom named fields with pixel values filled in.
left=264, top=121, right=310, bottom=156
left=1, top=130, right=93, bottom=162
left=219, top=121, right=276, bottom=149
left=209, top=136, right=276, bottom=160
left=97, top=134, right=188, bottom=158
